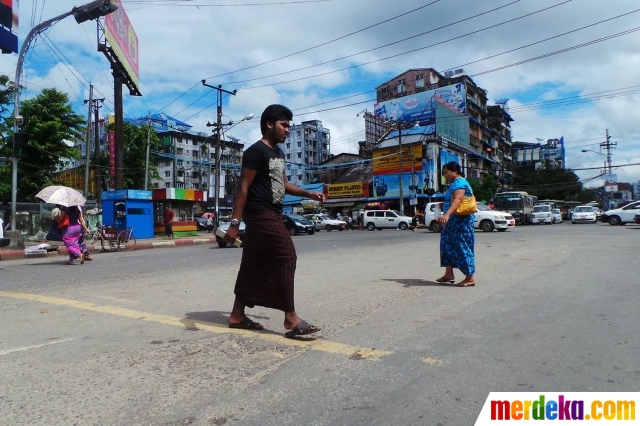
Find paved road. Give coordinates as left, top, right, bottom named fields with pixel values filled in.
left=1, top=222, right=639, bottom=425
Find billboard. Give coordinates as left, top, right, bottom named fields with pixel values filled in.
left=374, top=82, right=466, bottom=125
left=604, top=174, right=618, bottom=192
left=373, top=171, right=427, bottom=198
left=105, top=0, right=139, bottom=90
left=435, top=94, right=470, bottom=148
left=325, top=181, right=369, bottom=199
left=0, top=0, right=18, bottom=54
left=373, top=143, right=422, bottom=175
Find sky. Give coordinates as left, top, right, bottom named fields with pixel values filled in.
left=2, top=0, right=640, bottom=188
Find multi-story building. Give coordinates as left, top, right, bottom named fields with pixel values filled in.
left=512, top=138, right=565, bottom=172
left=282, top=120, right=331, bottom=186
left=370, top=68, right=515, bottom=197
left=140, top=113, right=243, bottom=194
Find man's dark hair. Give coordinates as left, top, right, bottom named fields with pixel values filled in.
left=260, top=104, right=293, bottom=135
left=443, top=161, right=464, bottom=177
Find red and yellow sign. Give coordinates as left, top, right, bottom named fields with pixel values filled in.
left=325, top=181, right=369, bottom=199
left=373, top=144, right=422, bottom=175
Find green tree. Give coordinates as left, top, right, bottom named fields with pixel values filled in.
left=576, top=188, right=597, bottom=204
left=0, top=75, right=17, bottom=199
left=102, top=122, right=161, bottom=189
left=0, top=87, right=84, bottom=201
left=468, top=174, right=500, bottom=202
left=511, top=168, right=582, bottom=200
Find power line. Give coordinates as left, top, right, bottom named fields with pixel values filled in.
left=230, top=0, right=574, bottom=91
left=205, top=0, right=440, bottom=80
left=221, top=0, right=524, bottom=86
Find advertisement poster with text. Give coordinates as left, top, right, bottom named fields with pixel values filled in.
left=105, top=0, right=140, bottom=90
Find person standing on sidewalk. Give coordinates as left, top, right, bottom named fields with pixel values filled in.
left=224, top=104, right=325, bottom=338
left=163, top=205, right=174, bottom=239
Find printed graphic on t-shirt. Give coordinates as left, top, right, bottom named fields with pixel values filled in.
left=269, top=157, right=285, bottom=205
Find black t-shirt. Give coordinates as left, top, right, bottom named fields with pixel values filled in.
left=243, top=140, right=286, bottom=212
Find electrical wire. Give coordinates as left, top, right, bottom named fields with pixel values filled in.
left=230, top=0, right=574, bottom=91
left=221, top=0, right=525, bottom=86
left=204, top=0, right=440, bottom=80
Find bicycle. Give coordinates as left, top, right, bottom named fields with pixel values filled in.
left=87, top=224, right=120, bottom=253
left=116, top=227, right=136, bottom=251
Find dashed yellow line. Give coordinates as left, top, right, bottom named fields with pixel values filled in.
left=0, top=290, right=392, bottom=361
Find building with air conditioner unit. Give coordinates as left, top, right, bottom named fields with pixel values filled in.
left=282, top=120, right=331, bottom=186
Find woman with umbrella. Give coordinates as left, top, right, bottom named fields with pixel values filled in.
left=36, top=186, right=92, bottom=265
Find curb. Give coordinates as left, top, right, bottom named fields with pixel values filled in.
left=0, top=237, right=219, bottom=261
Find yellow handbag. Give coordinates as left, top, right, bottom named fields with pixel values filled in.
left=455, top=195, right=477, bottom=216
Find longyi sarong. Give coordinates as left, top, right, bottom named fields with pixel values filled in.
left=234, top=209, right=296, bottom=312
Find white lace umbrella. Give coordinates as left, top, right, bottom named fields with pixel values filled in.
left=35, top=186, right=87, bottom=207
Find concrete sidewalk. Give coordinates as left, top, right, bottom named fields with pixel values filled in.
left=0, top=232, right=220, bottom=261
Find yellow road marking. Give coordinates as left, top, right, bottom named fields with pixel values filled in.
left=0, top=291, right=392, bottom=361
left=422, top=357, right=443, bottom=366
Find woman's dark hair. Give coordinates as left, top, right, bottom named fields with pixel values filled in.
left=260, top=104, right=293, bottom=135
left=443, top=161, right=464, bottom=177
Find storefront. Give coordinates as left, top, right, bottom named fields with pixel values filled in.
left=152, top=188, right=207, bottom=236
left=322, top=181, right=370, bottom=217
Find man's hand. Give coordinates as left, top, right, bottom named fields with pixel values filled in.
left=309, top=192, right=325, bottom=202
left=224, top=225, right=239, bottom=243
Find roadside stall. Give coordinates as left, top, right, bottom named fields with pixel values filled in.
left=101, top=190, right=155, bottom=239
left=152, top=188, right=207, bottom=237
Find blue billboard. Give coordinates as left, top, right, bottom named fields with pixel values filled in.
left=374, top=82, right=466, bottom=124
left=0, top=0, right=18, bottom=54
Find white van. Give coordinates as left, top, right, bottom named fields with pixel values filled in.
left=531, top=204, right=553, bottom=224
left=364, top=210, right=413, bottom=231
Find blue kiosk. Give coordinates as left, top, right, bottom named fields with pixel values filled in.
left=101, top=190, right=155, bottom=239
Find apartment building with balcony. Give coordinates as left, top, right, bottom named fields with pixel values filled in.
left=143, top=113, right=243, bottom=192
left=282, top=120, right=331, bottom=186
left=373, top=68, right=514, bottom=183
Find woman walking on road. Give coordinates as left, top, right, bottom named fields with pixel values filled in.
left=224, top=104, right=325, bottom=338
left=435, top=161, right=476, bottom=287
left=61, top=206, right=91, bottom=265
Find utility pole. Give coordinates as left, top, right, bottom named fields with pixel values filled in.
left=93, top=96, right=104, bottom=205
left=84, top=85, right=93, bottom=197
left=600, top=128, right=615, bottom=174
left=202, top=80, right=237, bottom=228
left=600, top=128, right=616, bottom=210
left=144, top=111, right=151, bottom=190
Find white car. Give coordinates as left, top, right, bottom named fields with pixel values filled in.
left=424, top=202, right=515, bottom=233
left=474, top=202, right=516, bottom=232
left=531, top=204, right=553, bottom=224
left=305, top=214, right=346, bottom=231
left=600, top=200, right=640, bottom=225
left=553, top=208, right=563, bottom=223
left=363, top=210, right=413, bottom=231
left=571, top=206, right=597, bottom=224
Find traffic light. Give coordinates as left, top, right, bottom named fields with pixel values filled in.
left=73, top=0, right=118, bottom=24
left=14, top=132, right=30, bottom=158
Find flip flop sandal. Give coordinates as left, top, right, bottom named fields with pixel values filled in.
left=455, top=281, right=476, bottom=287
left=228, top=317, right=264, bottom=330
left=435, top=277, right=455, bottom=283
left=285, top=320, right=320, bottom=338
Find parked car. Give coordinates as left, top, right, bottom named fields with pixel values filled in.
left=215, top=220, right=246, bottom=248
left=531, top=204, right=553, bottom=224
left=634, top=213, right=640, bottom=224
left=363, top=210, right=413, bottom=231
left=571, top=206, right=597, bottom=224
left=552, top=208, right=563, bottom=224
left=195, top=216, right=213, bottom=231
left=304, top=214, right=346, bottom=231
left=600, top=200, right=640, bottom=225
left=282, top=214, right=315, bottom=236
